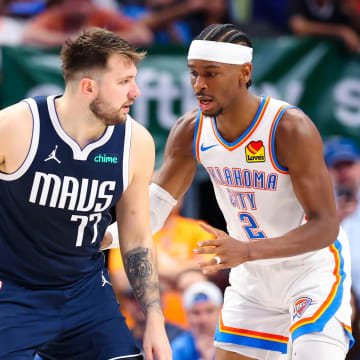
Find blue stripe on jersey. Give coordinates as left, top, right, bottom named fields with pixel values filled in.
left=270, top=106, right=296, bottom=172
left=211, top=95, right=268, bottom=148
left=193, top=109, right=202, bottom=161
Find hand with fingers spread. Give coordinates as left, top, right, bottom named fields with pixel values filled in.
left=193, top=223, right=250, bottom=274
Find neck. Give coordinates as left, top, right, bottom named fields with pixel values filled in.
left=215, top=91, right=261, bottom=143
left=55, top=91, right=107, bottom=149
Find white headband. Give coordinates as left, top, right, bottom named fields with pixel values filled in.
left=188, top=40, right=253, bottom=65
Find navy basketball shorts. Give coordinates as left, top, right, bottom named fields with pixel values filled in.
left=0, top=268, right=142, bottom=360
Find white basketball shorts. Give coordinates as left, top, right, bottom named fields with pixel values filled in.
left=214, top=228, right=353, bottom=358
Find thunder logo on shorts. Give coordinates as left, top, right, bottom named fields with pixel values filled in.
left=292, top=297, right=316, bottom=320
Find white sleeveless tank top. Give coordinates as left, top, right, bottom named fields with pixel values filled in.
left=194, top=95, right=312, bottom=265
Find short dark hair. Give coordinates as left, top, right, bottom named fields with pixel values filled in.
left=195, top=23, right=253, bottom=88
left=60, top=27, right=146, bottom=82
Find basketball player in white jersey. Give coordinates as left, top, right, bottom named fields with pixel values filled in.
left=146, top=23, right=353, bottom=360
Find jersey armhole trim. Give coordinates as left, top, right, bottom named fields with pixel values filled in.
left=193, top=109, right=203, bottom=162
left=122, top=116, right=132, bottom=192
left=0, top=98, right=40, bottom=181
left=269, top=105, right=297, bottom=174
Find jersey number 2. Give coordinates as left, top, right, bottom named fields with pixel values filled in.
left=238, top=212, right=266, bottom=240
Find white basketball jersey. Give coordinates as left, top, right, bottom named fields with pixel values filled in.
left=194, top=95, right=310, bottom=265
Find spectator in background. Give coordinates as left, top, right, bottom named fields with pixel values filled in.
left=184, top=0, right=232, bottom=40
left=176, top=269, right=209, bottom=293
left=288, top=0, right=360, bottom=52
left=341, top=0, right=360, bottom=32
left=22, top=0, right=153, bottom=47
left=324, top=137, right=360, bottom=220
left=171, top=281, right=223, bottom=360
left=230, top=0, right=291, bottom=36
left=119, top=0, right=215, bottom=45
left=0, top=0, right=48, bottom=45
left=324, top=137, right=360, bottom=305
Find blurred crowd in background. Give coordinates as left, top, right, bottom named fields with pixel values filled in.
left=0, top=0, right=359, bottom=49
left=1, top=0, right=360, bottom=359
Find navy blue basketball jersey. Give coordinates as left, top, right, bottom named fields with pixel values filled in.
left=0, top=95, right=131, bottom=287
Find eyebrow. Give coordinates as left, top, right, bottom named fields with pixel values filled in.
left=116, top=74, right=136, bottom=81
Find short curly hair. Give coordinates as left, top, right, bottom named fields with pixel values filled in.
left=60, top=27, right=146, bottom=82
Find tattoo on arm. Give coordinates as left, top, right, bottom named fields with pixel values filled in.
left=124, top=247, right=162, bottom=315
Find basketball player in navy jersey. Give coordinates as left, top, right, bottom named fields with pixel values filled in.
left=0, top=28, right=171, bottom=360
left=124, top=24, right=353, bottom=359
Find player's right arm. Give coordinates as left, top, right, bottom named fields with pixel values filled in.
left=149, top=109, right=198, bottom=232
left=153, top=108, right=198, bottom=198
left=0, top=102, right=33, bottom=174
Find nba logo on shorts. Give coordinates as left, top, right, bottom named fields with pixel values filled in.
left=0, top=281, right=2, bottom=291
left=293, top=297, right=315, bottom=319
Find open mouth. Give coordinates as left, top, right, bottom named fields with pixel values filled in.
left=122, top=102, right=134, bottom=111
left=198, top=98, right=213, bottom=111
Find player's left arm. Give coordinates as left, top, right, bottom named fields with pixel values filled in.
left=115, top=120, right=171, bottom=360
left=248, top=108, right=339, bottom=260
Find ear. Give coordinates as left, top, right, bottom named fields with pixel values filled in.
left=239, top=63, right=252, bottom=86
left=80, top=77, right=98, bottom=99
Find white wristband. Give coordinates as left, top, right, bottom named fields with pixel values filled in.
left=102, top=222, right=119, bottom=250
left=149, top=183, right=177, bottom=234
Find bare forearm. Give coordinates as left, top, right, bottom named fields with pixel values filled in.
left=248, top=219, right=339, bottom=261
left=123, top=246, right=163, bottom=316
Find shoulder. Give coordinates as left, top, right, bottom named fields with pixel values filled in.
left=0, top=101, right=33, bottom=171
left=165, top=109, right=198, bottom=156
left=130, top=117, right=155, bottom=149
left=127, top=117, right=155, bottom=179
left=0, top=100, right=32, bottom=120
left=0, top=101, right=32, bottom=133
left=275, top=107, right=323, bottom=169
left=169, top=109, right=198, bottom=139
left=276, top=107, right=321, bottom=144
